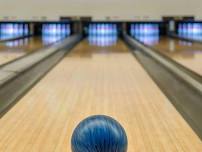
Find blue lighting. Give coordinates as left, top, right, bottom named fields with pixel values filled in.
left=0, top=23, right=29, bottom=40
left=135, top=35, right=160, bottom=45
left=130, top=23, right=159, bottom=37
left=178, top=23, right=202, bottom=41
left=42, top=34, right=67, bottom=45
left=130, top=23, right=160, bottom=45
left=42, top=23, right=71, bottom=36
left=5, top=38, right=29, bottom=47
left=88, top=23, right=118, bottom=36
left=88, top=35, right=118, bottom=47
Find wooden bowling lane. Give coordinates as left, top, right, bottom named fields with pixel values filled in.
left=0, top=39, right=201, bottom=152
left=149, top=36, right=202, bottom=76
left=0, top=36, right=52, bottom=65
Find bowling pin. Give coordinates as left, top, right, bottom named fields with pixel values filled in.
left=42, top=24, right=45, bottom=35
left=96, top=24, right=99, bottom=35
left=49, top=24, right=52, bottom=35
left=181, top=23, right=185, bottom=35
left=92, top=24, right=96, bottom=36
left=47, top=24, right=51, bottom=35
left=137, top=24, right=141, bottom=36
left=1, top=23, right=4, bottom=35
left=88, top=24, right=90, bottom=35
left=55, top=24, right=58, bottom=35
left=155, top=24, right=159, bottom=35
left=178, top=24, right=182, bottom=35
left=60, top=24, right=66, bottom=35
left=140, top=24, right=144, bottom=35
left=103, top=24, right=106, bottom=35
left=200, top=23, right=202, bottom=35
left=106, top=24, right=109, bottom=35
left=89, top=24, right=92, bottom=35
left=69, top=24, right=71, bottom=35
left=143, top=24, right=147, bottom=35
left=102, top=23, right=105, bottom=35
left=131, top=24, right=134, bottom=36
left=114, top=24, right=117, bottom=35
left=134, top=24, right=138, bottom=36
left=67, top=24, right=70, bottom=35
left=100, top=24, right=103, bottom=35
left=16, top=23, right=21, bottom=35
left=45, top=24, right=48, bottom=35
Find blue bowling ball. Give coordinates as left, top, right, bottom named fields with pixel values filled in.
left=71, top=115, right=128, bottom=152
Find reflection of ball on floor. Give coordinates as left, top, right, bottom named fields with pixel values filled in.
left=71, top=115, right=128, bottom=152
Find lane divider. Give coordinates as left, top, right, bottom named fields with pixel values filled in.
left=123, top=33, right=202, bottom=93
left=0, top=34, right=82, bottom=116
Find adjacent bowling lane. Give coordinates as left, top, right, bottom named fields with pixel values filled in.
left=0, top=23, right=29, bottom=41
left=0, top=33, right=25, bottom=41
left=178, top=34, right=202, bottom=41
left=0, top=35, right=66, bottom=65
left=136, top=35, right=202, bottom=76
left=177, top=22, right=202, bottom=41
left=0, top=36, right=201, bottom=151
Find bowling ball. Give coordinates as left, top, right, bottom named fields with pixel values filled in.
left=71, top=115, right=128, bottom=152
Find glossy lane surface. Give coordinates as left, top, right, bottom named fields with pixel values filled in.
left=0, top=35, right=65, bottom=65
left=140, top=36, right=202, bottom=76
left=0, top=39, right=201, bottom=152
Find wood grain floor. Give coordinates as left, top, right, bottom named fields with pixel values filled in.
left=0, top=36, right=48, bottom=65
left=151, top=37, right=202, bottom=76
left=0, top=39, right=201, bottom=152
